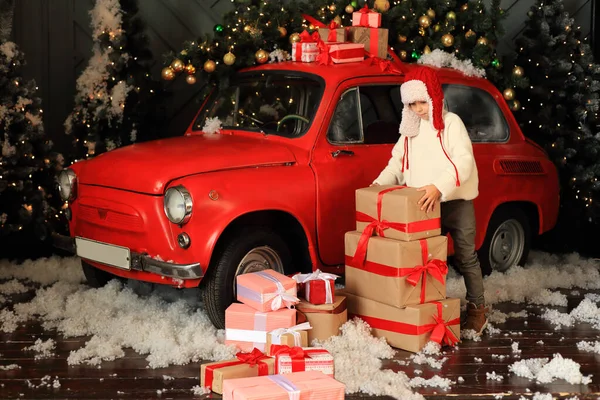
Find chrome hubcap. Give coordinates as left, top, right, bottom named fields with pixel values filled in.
left=233, top=246, right=284, bottom=296
left=489, top=219, right=525, bottom=272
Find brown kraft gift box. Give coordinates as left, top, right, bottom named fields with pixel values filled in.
left=348, top=27, right=388, bottom=59
left=200, top=354, right=275, bottom=394
left=345, top=232, right=448, bottom=308
left=318, top=27, right=347, bottom=42
left=295, top=296, right=348, bottom=343
left=344, top=292, right=461, bottom=353
left=355, top=185, right=441, bottom=242
left=265, top=330, right=309, bottom=356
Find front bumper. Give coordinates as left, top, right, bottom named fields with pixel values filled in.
left=52, top=233, right=203, bottom=280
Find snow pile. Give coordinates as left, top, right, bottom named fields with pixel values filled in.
left=488, top=310, right=528, bottom=324
left=541, top=298, right=600, bottom=329
left=409, top=376, right=454, bottom=390
left=486, top=371, right=504, bottom=381
left=576, top=341, right=600, bottom=354
left=508, top=353, right=592, bottom=384
left=23, top=338, right=56, bottom=359
left=0, top=364, right=20, bottom=370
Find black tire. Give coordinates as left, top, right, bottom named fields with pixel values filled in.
left=81, top=260, right=115, bottom=287
left=201, top=226, right=293, bottom=329
left=478, top=207, right=531, bottom=276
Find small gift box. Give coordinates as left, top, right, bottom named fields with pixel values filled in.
left=236, top=269, right=299, bottom=313
left=318, top=27, right=347, bottom=43
left=225, top=303, right=297, bottom=352
left=222, top=371, right=345, bottom=400
left=291, top=30, right=320, bottom=62
left=345, top=233, right=448, bottom=307
left=265, top=323, right=311, bottom=356
left=271, top=345, right=334, bottom=377
left=355, top=185, right=441, bottom=242
left=319, top=42, right=365, bottom=64
left=293, top=269, right=339, bottom=305
left=200, top=348, right=275, bottom=394
left=348, top=27, right=388, bottom=59
left=352, top=5, right=381, bottom=28
left=345, top=292, right=460, bottom=353
left=295, top=296, right=347, bottom=342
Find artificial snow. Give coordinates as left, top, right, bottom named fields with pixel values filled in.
left=23, top=338, right=56, bottom=359
left=576, top=340, right=600, bottom=354
left=509, top=353, right=592, bottom=385
left=542, top=298, right=600, bottom=330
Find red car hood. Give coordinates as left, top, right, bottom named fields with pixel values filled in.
left=76, top=134, right=297, bottom=194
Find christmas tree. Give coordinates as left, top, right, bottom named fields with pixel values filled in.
left=161, top=0, right=507, bottom=95
left=509, top=0, right=600, bottom=253
left=64, top=0, right=166, bottom=162
left=0, top=0, right=66, bottom=258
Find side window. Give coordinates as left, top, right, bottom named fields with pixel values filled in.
left=442, top=84, right=509, bottom=142
left=328, top=85, right=401, bottom=145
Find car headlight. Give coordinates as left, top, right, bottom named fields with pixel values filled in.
left=164, top=185, right=193, bottom=224
left=57, top=169, right=77, bottom=201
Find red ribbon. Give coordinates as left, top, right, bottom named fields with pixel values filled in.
left=352, top=301, right=459, bottom=346
left=299, top=30, right=320, bottom=43
left=204, top=348, right=269, bottom=390
left=272, top=345, right=330, bottom=373
left=326, top=20, right=341, bottom=42
left=316, top=40, right=332, bottom=65
left=398, top=239, right=448, bottom=303
left=302, top=14, right=327, bottom=29
left=329, top=46, right=364, bottom=62
left=351, top=186, right=441, bottom=268
left=358, top=5, right=371, bottom=27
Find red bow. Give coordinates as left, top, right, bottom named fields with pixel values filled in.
left=362, top=54, right=403, bottom=73
left=236, top=348, right=268, bottom=366
left=316, top=39, right=332, bottom=65
left=428, top=302, right=459, bottom=346
left=358, top=5, right=371, bottom=27
left=399, top=239, right=448, bottom=303
left=299, top=30, right=321, bottom=43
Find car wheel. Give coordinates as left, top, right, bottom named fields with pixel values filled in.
left=81, top=260, right=114, bottom=287
left=478, top=207, right=531, bottom=276
left=202, top=226, right=292, bottom=329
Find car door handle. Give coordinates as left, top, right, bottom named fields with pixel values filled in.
left=331, top=150, right=354, bottom=158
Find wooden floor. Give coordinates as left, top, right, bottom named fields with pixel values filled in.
left=2, top=288, right=600, bottom=400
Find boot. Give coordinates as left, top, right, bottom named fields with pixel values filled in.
left=462, top=302, right=489, bottom=337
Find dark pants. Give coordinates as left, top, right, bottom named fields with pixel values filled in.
left=441, top=199, right=486, bottom=306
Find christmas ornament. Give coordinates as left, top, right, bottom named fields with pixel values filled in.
left=419, top=27, right=426, bottom=36
left=510, top=99, right=521, bottom=111
left=477, top=36, right=488, bottom=46
left=491, top=59, right=501, bottom=68
left=423, top=45, right=431, bottom=54
left=503, top=88, right=515, bottom=101
left=426, top=8, right=435, bottom=18
left=244, top=25, right=252, bottom=33
left=446, top=11, right=456, bottom=20
left=433, top=24, right=441, bottom=32
left=204, top=60, right=216, bottom=73
left=465, top=29, right=476, bottom=39
left=278, top=26, right=287, bottom=37
left=345, top=5, right=354, bottom=13
left=333, top=15, right=342, bottom=25
left=290, top=32, right=301, bottom=43
left=186, top=75, right=197, bottom=85
left=441, top=33, right=454, bottom=47
left=494, top=61, right=502, bottom=69
left=170, top=59, right=184, bottom=73
left=399, top=50, right=408, bottom=60
left=351, top=0, right=358, bottom=7
left=512, top=66, right=524, bottom=77
left=329, top=4, right=337, bottom=11
left=374, top=0, right=390, bottom=12
left=180, top=50, right=188, bottom=56
left=214, top=24, right=224, bottom=33
left=255, top=49, right=269, bottom=64
left=223, top=52, right=236, bottom=66
left=411, top=50, right=420, bottom=59
left=527, top=10, right=534, bottom=17
left=161, top=67, right=175, bottom=81
left=185, top=64, right=196, bottom=75
left=317, top=8, right=326, bottom=17
left=418, top=15, right=431, bottom=28
left=397, top=34, right=407, bottom=43
left=461, top=3, right=468, bottom=11
left=565, top=25, right=571, bottom=32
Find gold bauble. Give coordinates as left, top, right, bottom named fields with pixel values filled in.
left=255, top=49, right=269, bottom=64
left=418, top=15, right=431, bottom=28
left=446, top=11, right=456, bottom=20
left=427, top=8, right=436, bottom=18
left=460, top=3, right=468, bottom=11
left=397, top=34, right=407, bottom=43
left=289, top=32, right=301, bottom=44
left=565, top=25, right=571, bottom=32
left=203, top=60, right=216, bottom=73
left=477, top=36, right=489, bottom=46
left=433, top=24, right=441, bottom=32
left=329, top=4, right=337, bottom=11
left=278, top=26, right=287, bottom=37
left=510, top=99, right=521, bottom=111
left=333, top=15, right=342, bottom=25
left=512, top=66, right=524, bottom=77
left=423, top=45, right=431, bottom=54
left=465, top=29, right=476, bottom=39
left=223, top=52, right=236, bottom=66
left=186, top=75, right=197, bottom=85
left=441, top=33, right=454, bottom=47
left=185, top=64, right=196, bottom=75
left=345, top=5, right=354, bottom=13
left=244, top=25, right=252, bottom=33
left=399, top=50, right=408, bottom=60
left=503, top=88, right=515, bottom=101
left=161, top=67, right=175, bottom=81
left=374, top=0, right=390, bottom=12
left=170, top=58, right=184, bottom=73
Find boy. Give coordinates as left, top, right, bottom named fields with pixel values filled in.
left=372, top=66, right=488, bottom=336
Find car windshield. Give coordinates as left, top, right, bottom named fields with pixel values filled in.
left=192, top=72, right=323, bottom=137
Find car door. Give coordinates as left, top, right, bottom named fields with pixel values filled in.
left=310, top=78, right=404, bottom=266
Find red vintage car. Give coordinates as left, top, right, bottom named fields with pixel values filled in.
left=54, top=60, right=559, bottom=328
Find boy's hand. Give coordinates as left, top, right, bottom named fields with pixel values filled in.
left=417, top=185, right=441, bottom=212
left=369, top=183, right=379, bottom=187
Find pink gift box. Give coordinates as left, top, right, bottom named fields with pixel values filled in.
left=274, top=346, right=334, bottom=377
left=352, top=6, right=381, bottom=28
left=236, top=270, right=299, bottom=312
left=225, top=303, right=297, bottom=352
left=222, top=370, right=345, bottom=400
left=292, top=42, right=319, bottom=62
left=325, top=42, right=365, bottom=64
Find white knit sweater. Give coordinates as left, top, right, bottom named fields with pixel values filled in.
left=373, top=112, right=479, bottom=202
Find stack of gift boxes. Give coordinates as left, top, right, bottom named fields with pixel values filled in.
left=200, top=269, right=348, bottom=399
left=291, top=5, right=388, bottom=64
left=343, top=185, right=461, bottom=353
